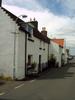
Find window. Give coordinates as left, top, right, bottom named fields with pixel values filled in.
left=39, top=40, right=42, bottom=50
left=28, top=25, right=33, bottom=38
left=25, top=24, right=28, bottom=31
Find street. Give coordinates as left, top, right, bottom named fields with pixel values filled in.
left=0, top=61, right=75, bottom=100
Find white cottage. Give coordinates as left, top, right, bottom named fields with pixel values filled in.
left=0, top=1, right=30, bottom=80
left=26, top=21, right=50, bottom=74
left=50, top=39, right=67, bottom=67
left=49, top=40, right=61, bottom=67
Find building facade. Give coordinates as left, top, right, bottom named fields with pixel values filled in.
left=0, top=4, right=50, bottom=79
left=0, top=5, right=28, bottom=80
left=0, top=0, right=68, bottom=80
left=26, top=21, right=50, bottom=74
left=51, top=39, right=68, bottom=67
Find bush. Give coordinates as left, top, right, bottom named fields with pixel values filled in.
left=31, top=62, right=37, bottom=69
left=49, top=54, right=56, bottom=68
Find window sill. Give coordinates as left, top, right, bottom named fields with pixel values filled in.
left=43, top=48, right=45, bottom=51
left=39, top=48, right=42, bottom=50
left=28, top=38, right=34, bottom=42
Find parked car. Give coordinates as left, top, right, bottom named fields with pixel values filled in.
left=68, top=56, right=73, bottom=60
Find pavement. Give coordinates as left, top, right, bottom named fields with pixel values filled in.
left=0, top=62, right=75, bottom=100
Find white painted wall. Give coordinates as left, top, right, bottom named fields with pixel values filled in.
left=49, top=41, right=61, bottom=67
left=59, top=47, right=62, bottom=67
left=15, top=31, right=25, bottom=79
left=62, top=48, right=68, bottom=64
left=64, top=51, right=68, bottom=64
left=27, top=35, right=49, bottom=72
left=0, top=8, right=15, bottom=78
left=0, top=8, right=25, bottom=79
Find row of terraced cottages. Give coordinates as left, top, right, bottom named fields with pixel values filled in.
left=0, top=2, right=68, bottom=80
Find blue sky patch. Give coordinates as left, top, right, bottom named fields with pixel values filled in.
left=37, top=0, right=69, bottom=16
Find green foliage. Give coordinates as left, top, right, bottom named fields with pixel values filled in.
left=31, top=61, right=37, bottom=69
left=50, top=54, right=56, bottom=62
left=49, top=54, right=56, bottom=68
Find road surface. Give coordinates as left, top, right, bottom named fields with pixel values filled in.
left=0, top=62, right=75, bottom=100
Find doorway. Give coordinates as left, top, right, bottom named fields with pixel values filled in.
left=39, top=55, right=41, bottom=73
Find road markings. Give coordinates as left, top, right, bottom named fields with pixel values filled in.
left=0, top=92, right=5, bottom=96
left=30, top=79, right=36, bottom=83
left=14, top=83, right=24, bottom=89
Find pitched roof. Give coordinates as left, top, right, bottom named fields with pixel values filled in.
left=51, top=39, right=64, bottom=47
left=1, top=7, right=28, bottom=34
left=33, top=29, right=50, bottom=44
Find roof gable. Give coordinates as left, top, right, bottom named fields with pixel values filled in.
left=51, top=39, right=64, bottom=47
left=1, top=7, right=28, bottom=34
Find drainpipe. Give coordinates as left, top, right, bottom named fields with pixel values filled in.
left=25, top=33, right=27, bottom=78
left=48, top=43, right=49, bottom=67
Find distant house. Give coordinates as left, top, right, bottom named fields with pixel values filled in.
left=50, top=39, right=68, bottom=67
left=49, top=40, right=61, bottom=67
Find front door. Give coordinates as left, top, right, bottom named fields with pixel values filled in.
left=39, top=55, right=41, bottom=72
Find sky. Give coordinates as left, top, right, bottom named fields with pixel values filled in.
left=2, top=0, right=75, bottom=55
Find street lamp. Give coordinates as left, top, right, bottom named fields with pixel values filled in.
left=15, top=15, right=27, bottom=24
left=13, top=15, right=27, bottom=80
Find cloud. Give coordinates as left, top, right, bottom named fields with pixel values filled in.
left=3, top=0, right=75, bottom=16
left=3, top=5, right=70, bottom=32
left=3, top=2, right=75, bottom=54
left=59, top=0, right=75, bottom=16
left=35, top=0, right=68, bottom=16
left=30, top=0, right=75, bottom=16
left=3, top=0, right=43, bottom=11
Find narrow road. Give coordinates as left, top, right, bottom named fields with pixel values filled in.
left=0, top=63, right=75, bottom=100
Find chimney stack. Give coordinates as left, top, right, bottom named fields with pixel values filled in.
left=41, top=27, right=47, bottom=37
left=29, top=18, right=38, bottom=29
left=0, top=0, right=2, bottom=7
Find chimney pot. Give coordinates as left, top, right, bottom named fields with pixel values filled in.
left=30, top=18, right=32, bottom=21
left=29, top=18, right=38, bottom=29
left=42, top=27, right=46, bottom=31
left=33, top=17, right=36, bottom=21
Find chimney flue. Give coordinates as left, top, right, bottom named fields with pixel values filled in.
left=0, top=0, right=2, bottom=7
